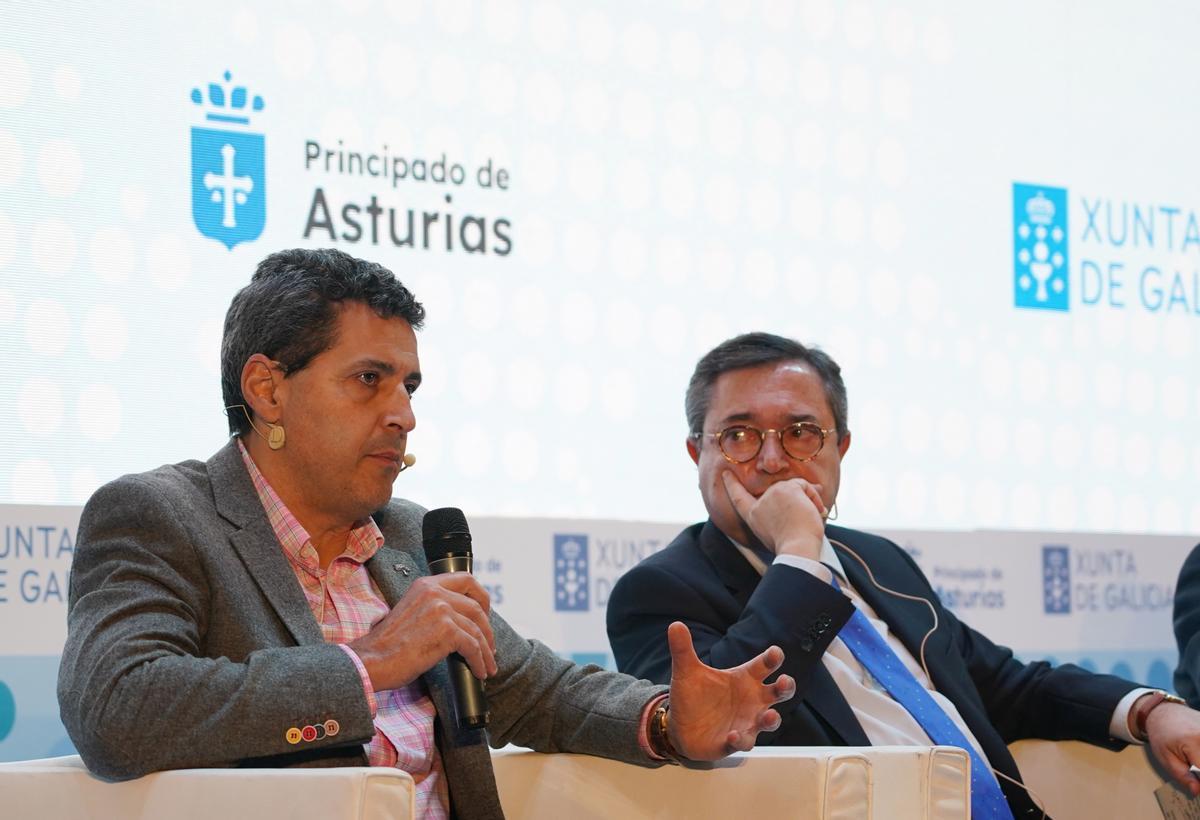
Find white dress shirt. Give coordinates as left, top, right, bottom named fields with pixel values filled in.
left=732, top=536, right=1148, bottom=759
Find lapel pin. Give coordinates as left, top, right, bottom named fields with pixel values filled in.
left=393, top=563, right=411, bottom=577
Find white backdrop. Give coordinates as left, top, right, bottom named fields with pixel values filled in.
left=1, top=1, right=1198, bottom=531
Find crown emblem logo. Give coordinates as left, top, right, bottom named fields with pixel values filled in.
left=190, top=70, right=267, bottom=250
left=1025, top=191, right=1055, bottom=226
left=191, top=70, right=264, bottom=126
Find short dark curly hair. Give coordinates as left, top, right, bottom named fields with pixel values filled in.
left=220, top=248, right=425, bottom=436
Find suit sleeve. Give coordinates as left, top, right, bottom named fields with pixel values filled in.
left=606, top=558, right=853, bottom=702
left=56, top=475, right=376, bottom=780
left=892, top=547, right=1137, bottom=747
left=481, top=611, right=668, bottom=765
left=1173, top=544, right=1200, bottom=708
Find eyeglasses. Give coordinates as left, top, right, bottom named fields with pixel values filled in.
left=694, top=422, right=835, bottom=464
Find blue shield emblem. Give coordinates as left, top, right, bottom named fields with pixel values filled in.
left=554, top=534, right=590, bottom=612
left=1042, top=545, right=1071, bottom=614
left=1013, top=182, right=1069, bottom=311
left=191, top=127, right=266, bottom=250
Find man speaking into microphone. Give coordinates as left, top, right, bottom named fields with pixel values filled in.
left=56, top=249, right=795, bottom=820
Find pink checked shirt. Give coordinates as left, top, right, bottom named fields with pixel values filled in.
left=238, top=440, right=449, bottom=818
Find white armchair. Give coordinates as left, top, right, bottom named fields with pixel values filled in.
left=0, top=754, right=415, bottom=820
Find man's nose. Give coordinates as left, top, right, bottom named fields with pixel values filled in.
left=756, top=431, right=787, bottom=473
left=384, top=386, right=416, bottom=432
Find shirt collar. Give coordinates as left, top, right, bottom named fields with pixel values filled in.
left=236, top=437, right=384, bottom=571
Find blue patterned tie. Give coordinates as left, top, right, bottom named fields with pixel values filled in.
left=829, top=575, right=1014, bottom=819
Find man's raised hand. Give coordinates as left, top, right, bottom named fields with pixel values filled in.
left=664, top=621, right=795, bottom=760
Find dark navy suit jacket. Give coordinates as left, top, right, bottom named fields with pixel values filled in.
left=1172, top=542, right=1200, bottom=706
left=607, top=521, right=1139, bottom=818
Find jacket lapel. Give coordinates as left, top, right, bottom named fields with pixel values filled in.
left=696, top=521, right=762, bottom=608
left=208, top=440, right=323, bottom=646
left=366, top=545, right=421, bottom=604
left=366, top=544, right=465, bottom=745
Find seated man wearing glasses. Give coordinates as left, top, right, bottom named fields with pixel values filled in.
left=607, top=331, right=1200, bottom=819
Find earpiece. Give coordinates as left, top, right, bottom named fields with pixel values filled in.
left=224, top=405, right=286, bottom=451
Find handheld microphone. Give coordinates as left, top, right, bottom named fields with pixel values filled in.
left=422, top=507, right=490, bottom=730
left=398, top=453, right=416, bottom=472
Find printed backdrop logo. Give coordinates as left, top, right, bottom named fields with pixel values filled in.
left=190, top=71, right=266, bottom=250
left=1042, top=545, right=1071, bottom=614
left=1013, top=183, right=1069, bottom=311
left=554, top=534, right=589, bottom=612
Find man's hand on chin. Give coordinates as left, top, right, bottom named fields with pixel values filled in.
left=722, top=471, right=826, bottom=562
left=663, top=621, right=795, bottom=761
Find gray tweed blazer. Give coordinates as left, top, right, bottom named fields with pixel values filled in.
left=58, top=440, right=665, bottom=819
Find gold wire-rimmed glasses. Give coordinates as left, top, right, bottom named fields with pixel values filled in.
left=693, top=422, right=835, bottom=464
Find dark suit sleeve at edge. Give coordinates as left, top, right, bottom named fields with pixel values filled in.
left=1174, top=543, right=1200, bottom=708
left=607, top=560, right=853, bottom=699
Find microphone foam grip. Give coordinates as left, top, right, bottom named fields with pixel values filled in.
left=422, top=507, right=472, bottom=565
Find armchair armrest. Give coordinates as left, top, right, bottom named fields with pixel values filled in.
left=492, top=745, right=970, bottom=819
left=0, top=755, right=414, bottom=820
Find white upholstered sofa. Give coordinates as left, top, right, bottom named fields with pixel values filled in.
left=0, top=740, right=1172, bottom=819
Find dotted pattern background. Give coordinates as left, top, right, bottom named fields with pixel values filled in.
left=1, top=2, right=1197, bottom=534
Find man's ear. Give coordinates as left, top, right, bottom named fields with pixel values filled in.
left=686, top=435, right=701, bottom=466
left=240, top=354, right=284, bottom=425
left=837, top=430, right=852, bottom=459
